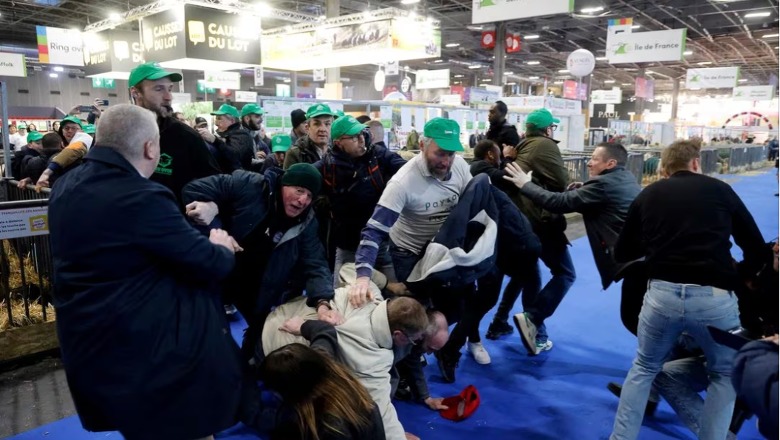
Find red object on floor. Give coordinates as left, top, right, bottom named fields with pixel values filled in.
left=440, top=385, right=481, bottom=422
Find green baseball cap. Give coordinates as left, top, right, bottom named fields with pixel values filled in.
left=211, top=104, right=240, bottom=119
left=17, top=123, right=26, bottom=129
left=331, top=115, right=365, bottom=140
left=305, top=103, right=337, bottom=119
left=83, top=124, right=96, bottom=134
left=61, top=115, right=83, bottom=129
left=27, top=131, right=43, bottom=143
left=423, top=118, right=463, bottom=152
left=525, top=108, right=560, bottom=129
left=271, top=134, right=292, bottom=153
left=128, top=62, right=183, bottom=88
left=240, top=103, right=264, bottom=118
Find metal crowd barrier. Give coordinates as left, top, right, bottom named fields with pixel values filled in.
left=727, top=145, right=769, bottom=174
left=0, top=180, right=56, bottom=365
left=625, top=153, right=644, bottom=185
left=562, top=157, right=589, bottom=183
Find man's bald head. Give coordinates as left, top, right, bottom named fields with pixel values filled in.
left=423, top=310, right=449, bottom=354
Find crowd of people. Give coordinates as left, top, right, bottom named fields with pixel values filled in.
left=19, top=61, right=776, bottom=440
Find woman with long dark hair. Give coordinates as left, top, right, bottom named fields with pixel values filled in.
left=261, top=343, right=385, bottom=440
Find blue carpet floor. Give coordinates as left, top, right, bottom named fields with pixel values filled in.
left=8, top=170, right=778, bottom=440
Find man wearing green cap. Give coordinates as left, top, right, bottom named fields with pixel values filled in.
left=129, top=62, right=221, bottom=207
left=504, top=107, right=575, bottom=355
left=182, top=162, right=341, bottom=362
left=284, top=103, right=337, bottom=169
left=319, top=115, right=406, bottom=288
left=56, top=116, right=82, bottom=146
left=16, top=133, right=64, bottom=188
left=10, top=131, right=45, bottom=179
left=261, top=133, right=291, bottom=173
left=240, top=103, right=271, bottom=162
left=351, top=117, right=499, bottom=382
left=198, top=103, right=255, bottom=172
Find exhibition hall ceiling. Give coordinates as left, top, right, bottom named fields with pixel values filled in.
left=0, top=0, right=777, bottom=91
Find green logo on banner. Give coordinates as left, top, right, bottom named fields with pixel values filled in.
left=197, top=82, right=216, bottom=93
left=92, top=78, right=115, bottom=89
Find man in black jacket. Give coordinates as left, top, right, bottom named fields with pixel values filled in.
left=469, top=139, right=517, bottom=195
left=17, top=133, right=63, bottom=186
left=486, top=100, right=520, bottom=149
left=504, top=142, right=643, bottom=332
left=182, top=163, right=342, bottom=362
left=610, top=140, right=770, bottom=440
left=129, top=62, right=221, bottom=208
left=199, top=104, right=255, bottom=171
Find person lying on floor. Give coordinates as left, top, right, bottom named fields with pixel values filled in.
left=262, top=272, right=428, bottom=440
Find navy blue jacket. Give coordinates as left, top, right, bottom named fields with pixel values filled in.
left=316, top=144, right=406, bottom=251
left=732, top=340, right=778, bottom=440
left=182, top=170, right=334, bottom=324
left=49, top=146, right=242, bottom=439
left=406, top=174, right=540, bottom=288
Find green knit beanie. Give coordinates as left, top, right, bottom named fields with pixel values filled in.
left=281, top=163, right=322, bottom=196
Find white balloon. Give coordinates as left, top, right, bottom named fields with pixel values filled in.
left=567, top=49, right=595, bottom=77
left=374, top=70, right=386, bottom=92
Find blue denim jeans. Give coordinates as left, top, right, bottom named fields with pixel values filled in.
left=611, top=280, right=741, bottom=440
left=524, top=241, right=576, bottom=343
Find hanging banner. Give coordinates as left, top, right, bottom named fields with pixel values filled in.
left=607, top=29, right=686, bottom=64
left=732, top=85, right=776, bottom=101
left=635, top=77, right=655, bottom=100
left=235, top=91, right=258, bottom=102
left=261, top=19, right=440, bottom=71
left=481, top=30, right=496, bottom=49
left=685, top=67, right=740, bottom=89
left=472, top=0, right=572, bottom=25
left=577, top=82, right=588, bottom=101
left=254, top=66, right=264, bottom=86
left=379, top=105, right=392, bottom=128
left=141, top=4, right=262, bottom=69
left=465, top=87, right=500, bottom=104
left=416, top=69, right=450, bottom=89
left=0, top=52, right=27, bottom=77
left=36, top=26, right=84, bottom=66
left=83, top=30, right=145, bottom=79
left=313, top=68, right=326, bottom=81
left=385, top=61, right=399, bottom=75
left=563, top=80, right=578, bottom=99
left=505, top=33, right=521, bottom=54
left=203, top=71, right=241, bottom=89
left=591, top=88, right=622, bottom=104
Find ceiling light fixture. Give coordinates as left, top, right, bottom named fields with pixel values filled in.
left=53, top=66, right=64, bottom=72
left=467, top=25, right=483, bottom=31
left=621, top=83, right=632, bottom=86
left=445, top=43, right=460, bottom=48
left=595, top=56, right=608, bottom=61
left=108, top=12, right=121, bottom=22
left=683, top=50, right=693, bottom=55
left=529, top=76, right=540, bottom=79
left=738, top=79, right=748, bottom=82
left=468, top=65, right=482, bottom=69
left=401, top=0, right=421, bottom=4
left=49, top=73, right=58, bottom=78
left=581, top=6, right=605, bottom=13
left=524, top=34, right=540, bottom=39
left=558, top=69, right=569, bottom=73
left=553, top=80, right=564, bottom=84
left=698, top=61, right=713, bottom=65
left=604, top=79, right=615, bottom=83
left=646, top=70, right=656, bottom=74
left=454, top=74, right=464, bottom=78
left=631, top=25, right=641, bottom=29
left=526, top=61, right=540, bottom=65
left=504, top=71, right=514, bottom=75
left=506, top=82, right=517, bottom=85
left=434, top=59, right=444, bottom=63
left=254, top=3, right=270, bottom=15
left=744, top=11, right=771, bottom=18
left=762, top=33, right=779, bottom=38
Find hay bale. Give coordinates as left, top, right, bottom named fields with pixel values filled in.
left=0, top=240, right=55, bottom=331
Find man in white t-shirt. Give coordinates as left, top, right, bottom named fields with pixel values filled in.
left=350, top=117, right=493, bottom=383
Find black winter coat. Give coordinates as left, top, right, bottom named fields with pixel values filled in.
left=486, top=120, right=520, bottom=148
left=182, top=170, right=334, bottom=324
left=519, top=167, right=641, bottom=289
left=216, top=122, right=255, bottom=171
left=49, top=146, right=242, bottom=440
left=316, top=144, right=406, bottom=251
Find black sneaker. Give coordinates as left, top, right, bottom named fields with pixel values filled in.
left=486, top=319, right=514, bottom=340
left=435, top=351, right=460, bottom=384
left=607, top=382, right=659, bottom=416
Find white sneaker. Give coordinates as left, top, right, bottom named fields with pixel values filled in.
left=467, top=342, right=491, bottom=365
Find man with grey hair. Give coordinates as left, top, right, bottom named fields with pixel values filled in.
left=49, top=104, right=245, bottom=440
